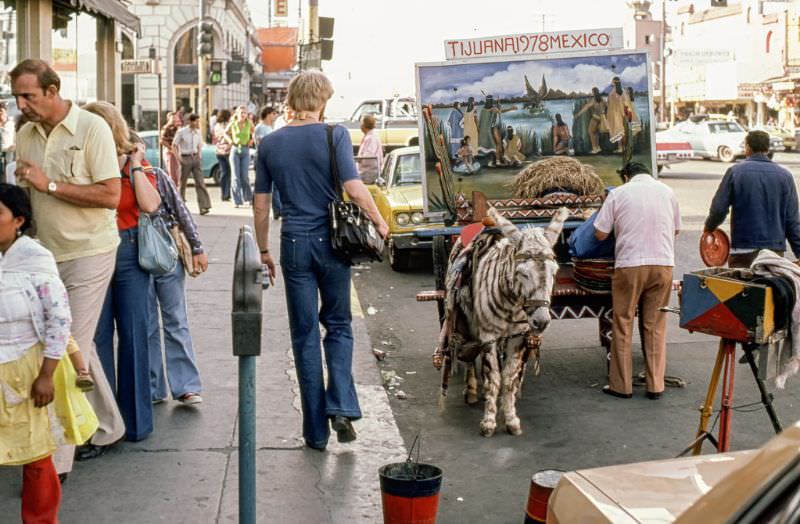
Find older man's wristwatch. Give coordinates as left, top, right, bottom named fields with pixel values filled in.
left=47, top=181, right=57, bottom=194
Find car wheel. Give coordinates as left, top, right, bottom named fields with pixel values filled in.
left=210, top=165, right=220, bottom=185
left=389, top=243, right=410, bottom=272
left=718, top=145, right=735, bottom=163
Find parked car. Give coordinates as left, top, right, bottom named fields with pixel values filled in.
left=547, top=421, right=800, bottom=523
left=139, top=130, right=256, bottom=185
left=336, top=97, right=419, bottom=154
left=364, top=146, right=442, bottom=271
left=656, top=117, right=752, bottom=162
left=753, top=125, right=797, bottom=151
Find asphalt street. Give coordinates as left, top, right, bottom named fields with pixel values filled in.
left=353, top=153, right=800, bottom=523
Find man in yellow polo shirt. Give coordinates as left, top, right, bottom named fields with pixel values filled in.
left=12, top=59, right=126, bottom=473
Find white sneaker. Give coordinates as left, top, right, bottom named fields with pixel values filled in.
left=178, top=393, right=203, bottom=405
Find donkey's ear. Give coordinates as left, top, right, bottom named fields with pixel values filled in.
left=488, top=207, right=519, bottom=240
left=544, top=207, right=569, bottom=246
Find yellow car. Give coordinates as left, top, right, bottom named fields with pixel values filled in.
left=366, top=146, right=442, bottom=271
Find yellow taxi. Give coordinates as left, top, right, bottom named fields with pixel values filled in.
left=364, top=146, right=442, bottom=271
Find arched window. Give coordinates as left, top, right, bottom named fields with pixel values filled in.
left=121, top=33, right=134, bottom=60
left=766, top=30, right=773, bottom=53
left=174, top=27, right=198, bottom=65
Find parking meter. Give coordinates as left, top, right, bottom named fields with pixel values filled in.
left=232, top=225, right=263, bottom=357
left=231, top=225, right=266, bottom=524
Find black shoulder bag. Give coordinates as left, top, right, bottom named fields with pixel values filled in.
left=327, top=125, right=384, bottom=265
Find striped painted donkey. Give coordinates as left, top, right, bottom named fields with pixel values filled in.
left=454, top=206, right=568, bottom=437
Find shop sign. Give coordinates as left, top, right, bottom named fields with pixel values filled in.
left=274, top=0, right=288, bottom=18
left=738, top=83, right=764, bottom=98
left=671, top=49, right=734, bottom=66
left=443, top=28, right=623, bottom=60
left=121, top=59, right=154, bottom=75
left=773, top=81, right=796, bottom=91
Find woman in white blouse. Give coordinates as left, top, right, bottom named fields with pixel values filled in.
left=0, top=184, right=97, bottom=522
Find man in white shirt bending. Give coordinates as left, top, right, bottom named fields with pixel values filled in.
left=594, top=162, right=681, bottom=400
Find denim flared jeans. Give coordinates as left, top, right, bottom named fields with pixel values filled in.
left=95, top=228, right=154, bottom=442
left=280, top=229, right=362, bottom=448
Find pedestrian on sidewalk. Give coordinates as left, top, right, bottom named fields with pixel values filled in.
left=131, top=131, right=208, bottom=406
left=85, top=102, right=162, bottom=443
left=160, top=112, right=180, bottom=187
left=705, top=130, right=800, bottom=268
left=356, top=114, right=383, bottom=181
left=12, top=59, right=126, bottom=468
left=253, top=71, right=388, bottom=451
left=214, top=109, right=233, bottom=202
left=594, top=162, right=681, bottom=400
left=173, top=113, right=211, bottom=215
left=226, top=106, right=254, bottom=207
left=0, top=184, right=100, bottom=523
left=254, top=106, right=281, bottom=218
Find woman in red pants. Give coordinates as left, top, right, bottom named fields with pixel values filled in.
left=0, top=184, right=97, bottom=523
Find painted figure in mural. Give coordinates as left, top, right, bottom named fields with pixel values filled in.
left=502, top=126, right=525, bottom=166
left=448, top=101, right=464, bottom=158
left=575, top=87, right=608, bottom=154
left=456, top=137, right=476, bottom=174
left=606, top=76, right=628, bottom=152
left=478, top=95, right=517, bottom=166
left=463, top=97, right=479, bottom=156
left=552, top=113, right=571, bottom=155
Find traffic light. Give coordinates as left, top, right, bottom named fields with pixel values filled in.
left=197, top=21, right=214, bottom=57
left=209, top=60, right=223, bottom=85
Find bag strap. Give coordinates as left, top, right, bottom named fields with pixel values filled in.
left=326, top=124, right=344, bottom=199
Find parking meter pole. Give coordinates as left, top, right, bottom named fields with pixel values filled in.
left=231, top=225, right=264, bottom=524
left=239, top=355, right=256, bottom=524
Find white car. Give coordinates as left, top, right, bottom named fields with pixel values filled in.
left=656, top=119, right=747, bottom=163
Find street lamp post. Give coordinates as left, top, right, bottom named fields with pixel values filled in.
left=660, top=0, right=667, bottom=123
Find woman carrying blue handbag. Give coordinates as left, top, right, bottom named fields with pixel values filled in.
left=84, top=102, right=163, bottom=446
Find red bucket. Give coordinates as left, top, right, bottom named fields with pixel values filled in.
left=379, top=461, right=443, bottom=524
left=524, top=469, right=564, bottom=523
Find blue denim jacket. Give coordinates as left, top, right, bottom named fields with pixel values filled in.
left=152, top=167, right=204, bottom=254
left=705, top=154, right=800, bottom=257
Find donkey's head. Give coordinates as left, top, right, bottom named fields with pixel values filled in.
left=489, top=207, right=569, bottom=335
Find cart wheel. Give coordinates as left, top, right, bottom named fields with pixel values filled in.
left=433, top=235, right=448, bottom=325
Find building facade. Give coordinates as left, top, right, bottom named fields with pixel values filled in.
left=665, top=0, right=788, bottom=126
left=126, top=0, right=262, bottom=131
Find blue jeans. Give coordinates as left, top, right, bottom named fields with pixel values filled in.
left=217, top=154, right=232, bottom=201
left=148, top=262, right=203, bottom=400
left=281, top=229, right=361, bottom=448
left=95, top=228, right=154, bottom=442
left=230, top=147, right=252, bottom=205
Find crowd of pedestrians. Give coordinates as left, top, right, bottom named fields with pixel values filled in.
left=0, top=58, right=385, bottom=522
left=0, top=59, right=209, bottom=522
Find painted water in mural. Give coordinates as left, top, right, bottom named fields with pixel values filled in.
left=415, top=50, right=654, bottom=215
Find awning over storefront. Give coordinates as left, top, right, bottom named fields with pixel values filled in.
left=762, top=73, right=800, bottom=91
left=69, top=0, right=141, bottom=35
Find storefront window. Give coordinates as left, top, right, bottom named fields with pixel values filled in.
left=0, top=4, right=16, bottom=98
left=52, top=12, right=97, bottom=104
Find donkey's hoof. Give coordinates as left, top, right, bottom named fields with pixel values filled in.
left=480, top=420, right=496, bottom=437
left=506, top=420, right=523, bottom=436
left=464, top=391, right=479, bottom=405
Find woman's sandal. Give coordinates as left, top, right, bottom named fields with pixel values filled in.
left=75, top=370, right=95, bottom=392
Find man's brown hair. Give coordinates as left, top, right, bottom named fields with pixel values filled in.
left=9, top=59, right=61, bottom=92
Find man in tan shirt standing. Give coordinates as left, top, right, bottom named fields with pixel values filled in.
left=12, top=59, right=126, bottom=474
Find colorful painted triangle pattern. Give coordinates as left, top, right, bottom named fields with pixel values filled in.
left=680, top=273, right=770, bottom=343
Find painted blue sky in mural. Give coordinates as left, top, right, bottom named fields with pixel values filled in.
left=418, top=52, right=648, bottom=104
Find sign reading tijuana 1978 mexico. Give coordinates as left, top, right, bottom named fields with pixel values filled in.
left=415, top=49, right=655, bottom=217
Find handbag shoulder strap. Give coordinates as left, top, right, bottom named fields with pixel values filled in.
left=326, top=124, right=344, bottom=199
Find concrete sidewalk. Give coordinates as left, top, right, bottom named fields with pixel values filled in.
left=0, top=212, right=406, bottom=523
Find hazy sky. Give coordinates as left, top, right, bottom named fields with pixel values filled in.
left=248, top=0, right=640, bottom=117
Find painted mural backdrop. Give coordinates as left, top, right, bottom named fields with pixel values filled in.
left=416, top=50, right=654, bottom=216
